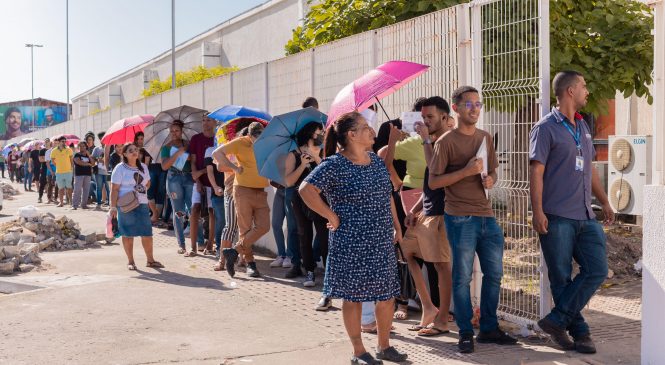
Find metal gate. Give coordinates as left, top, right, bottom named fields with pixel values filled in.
left=471, top=0, right=551, bottom=328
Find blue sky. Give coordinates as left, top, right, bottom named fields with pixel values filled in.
left=0, top=0, right=267, bottom=104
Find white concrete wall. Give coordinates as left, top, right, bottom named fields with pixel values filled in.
left=72, top=0, right=302, bottom=114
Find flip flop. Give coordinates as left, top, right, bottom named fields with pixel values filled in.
left=417, top=326, right=450, bottom=337
left=127, top=263, right=137, bottom=271
left=184, top=251, right=197, bottom=257
left=394, top=308, right=408, bottom=320
left=213, top=261, right=225, bottom=271
left=146, top=261, right=165, bottom=268
left=407, top=324, right=426, bottom=331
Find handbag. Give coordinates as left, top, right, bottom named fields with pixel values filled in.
left=117, top=191, right=139, bottom=213
left=395, top=243, right=417, bottom=300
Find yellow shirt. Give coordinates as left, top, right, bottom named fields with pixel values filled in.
left=224, top=136, right=269, bottom=188
left=50, top=147, right=73, bottom=174
left=394, top=136, right=426, bottom=189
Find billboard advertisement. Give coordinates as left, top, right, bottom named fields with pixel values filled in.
left=0, top=105, right=68, bottom=140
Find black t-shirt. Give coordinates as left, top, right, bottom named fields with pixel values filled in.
left=422, top=167, right=445, bottom=216
left=204, top=156, right=224, bottom=189
left=30, top=149, right=41, bottom=169
left=74, top=153, right=93, bottom=176
left=109, top=153, right=121, bottom=172
left=39, top=149, right=47, bottom=173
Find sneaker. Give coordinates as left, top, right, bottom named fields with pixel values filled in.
left=222, top=248, right=238, bottom=277
left=285, top=265, right=303, bottom=278
left=38, top=198, right=42, bottom=203
left=281, top=257, right=293, bottom=268
left=246, top=262, right=260, bottom=278
left=375, top=346, right=407, bottom=362
left=350, top=352, right=383, bottom=365
left=95, top=204, right=102, bottom=210
left=476, top=327, right=518, bottom=345
left=458, top=333, right=474, bottom=353
left=270, top=256, right=285, bottom=268
left=315, top=296, right=332, bottom=311
left=573, top=334, right=597, bottom=354
left=537, top=318, right=575, bottom=350
left=303, top=271, right=316, bottom=287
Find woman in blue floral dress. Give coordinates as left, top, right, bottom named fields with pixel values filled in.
left=299, top=112, right=408, bottom=364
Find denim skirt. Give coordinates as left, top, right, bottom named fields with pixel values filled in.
left=118, top=204, right=153, bottom=237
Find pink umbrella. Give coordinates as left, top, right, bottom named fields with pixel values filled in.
left=23, top=140, right=44, bottom=151
left=326, top=60, right=430, bottom=127
left=101, top=114, right=154, bottom=145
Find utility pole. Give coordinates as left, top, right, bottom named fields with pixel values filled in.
left=171, top=0, right=176, bottom=89
left=26, top=43, right=44, bottom=130
left=66, top=0, right=71, bottom=120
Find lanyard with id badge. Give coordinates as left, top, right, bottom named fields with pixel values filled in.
left=562, top=120, right=584, bottom=171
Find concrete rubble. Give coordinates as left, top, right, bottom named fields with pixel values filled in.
left=0, top=212, right=111, bottom=275
left=0, top=182, right=20, bottom=199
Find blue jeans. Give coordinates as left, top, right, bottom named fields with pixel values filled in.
left=148, top=164, right=166, bottom=205
left=271, top=187, right=300, bottom=265
left=96, top=173, right=109, bottom=205
left=166, top=171, right=194, bottom=248
left=211, top=194, right=226, bottom=252
left=24, top=163, right=33, bottom=190
left=444, top=214, right=504, bottom=335
left=539, top=214, right=607, bottom=338
left=361, top=302, right=376, bottom=325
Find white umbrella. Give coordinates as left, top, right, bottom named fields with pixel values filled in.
left=143, top=105, right=206, bottom=163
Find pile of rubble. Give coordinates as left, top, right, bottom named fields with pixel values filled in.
left=1, top=182, right=19, bottom=199
left=0, top=212, right=110, bottom=275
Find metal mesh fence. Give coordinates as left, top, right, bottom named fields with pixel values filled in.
left=472, top=0, right=549, bottom=326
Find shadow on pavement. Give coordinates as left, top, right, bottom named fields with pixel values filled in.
left=134, top=268, right=230, bottom=291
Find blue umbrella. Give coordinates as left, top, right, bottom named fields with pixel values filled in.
left=207, top=105, right=272, bottom=124
left=253, top=107, right=327, bottom=186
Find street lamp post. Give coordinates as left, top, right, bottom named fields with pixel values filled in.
left=25, top=43, right=43, bottom=130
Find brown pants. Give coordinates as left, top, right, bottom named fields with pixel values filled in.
left=232, top=186, right=270, bottom=262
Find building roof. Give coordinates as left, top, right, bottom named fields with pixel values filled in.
left=72, top=0, right=290, bottom=100
left=0, top=98, right=69, bottom=107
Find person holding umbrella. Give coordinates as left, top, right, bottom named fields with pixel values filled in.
left=284, top=121, right=328, bottom=289
left=215, top=122, right=270, bottom=278
left=160, top=120, right=194, bottom=254
left=299, top=112, right=407, bottom=364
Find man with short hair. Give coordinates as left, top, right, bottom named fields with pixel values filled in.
left=215, top=122, right=270, bottom=278
left=92, top=132, right=110, bottom=208
left=429, top=86, right=517, bottom=353
left=390, top=96, right=455, bottom=336
left=50, top=137, right=74, bottom=207
left=187, top=114, right=216, bottom=256
left=302, top=97, right=319, bottom=110
left=36, top=138, right=51, bottom=203
left=529, top=71, right=614, bottom=354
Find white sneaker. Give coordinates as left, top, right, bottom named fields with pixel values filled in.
left=303, top=271, right=316, bottom=287
left=270, top=256, right=285, bottom=268
left=281, top=257, right=293, bottom=268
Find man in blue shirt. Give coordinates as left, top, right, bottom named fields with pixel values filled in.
left=529, top=70, right=614, bottom=354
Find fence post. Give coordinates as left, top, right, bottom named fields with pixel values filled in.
left=538, top=0, right=553, bottom=319
left=456, top=3, right=473, bottom=86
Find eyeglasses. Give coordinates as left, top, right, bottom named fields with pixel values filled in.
left=462, top=101, right=484, bottom=110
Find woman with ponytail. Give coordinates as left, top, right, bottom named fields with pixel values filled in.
left=299, top=112, right=408, bottom=364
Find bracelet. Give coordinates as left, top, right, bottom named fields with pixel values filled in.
left=109, top=207, right=117, bottom=211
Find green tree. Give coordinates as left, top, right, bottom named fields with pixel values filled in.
left=141, top=65, right=239, bottom=97
left=286, top=0, right=653, bottom=116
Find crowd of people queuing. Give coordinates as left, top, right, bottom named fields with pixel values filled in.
left=5, top=72, right=613, bottom=364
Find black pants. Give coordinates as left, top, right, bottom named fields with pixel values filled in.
left=292, top=194, right=329, bottom=273
left=0, top=162, right=4, bottom=178
left=38, top=169, right=48, bottom=200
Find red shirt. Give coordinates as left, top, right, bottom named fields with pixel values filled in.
left=188, top=133, right=214, bottom=187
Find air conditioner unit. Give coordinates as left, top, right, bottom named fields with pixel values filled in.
left=607, top=135, right=652, bottom=215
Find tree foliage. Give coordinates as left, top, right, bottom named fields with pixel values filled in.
left=286, top=0, right=653, bottom=115
left=141, top=65, right=238, bottom=98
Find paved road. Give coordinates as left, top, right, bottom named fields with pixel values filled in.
left=0, top=181, right=639, bottom=364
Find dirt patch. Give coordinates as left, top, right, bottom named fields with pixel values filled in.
left=604, top=225, right=642, bottom=278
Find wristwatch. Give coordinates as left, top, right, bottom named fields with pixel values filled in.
left=422, top=138, right=432, bottom=145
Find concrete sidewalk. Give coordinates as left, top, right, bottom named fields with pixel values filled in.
left=0, top=180, right=640, bottom=364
